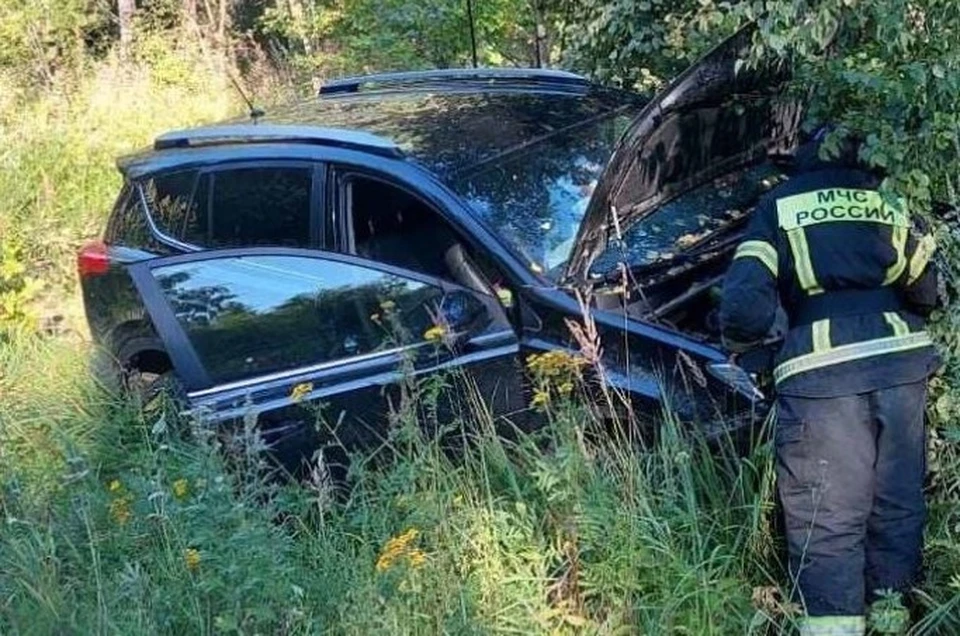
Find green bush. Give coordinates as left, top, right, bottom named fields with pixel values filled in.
left=0, top=239, right=42, bottom=337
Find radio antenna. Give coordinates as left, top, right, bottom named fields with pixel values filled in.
left=466, top=0, right=479, bottom=68
left=228, top=73, right=265, bottom=123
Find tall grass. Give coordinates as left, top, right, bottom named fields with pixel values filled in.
left=0, top=332, right=789, bottom=634
left=5, top=329, right=957, bottom=634
left=0, top=47, right=239, bottom=330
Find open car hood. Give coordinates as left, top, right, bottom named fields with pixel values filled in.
left=564, top=23, right=803, bottom=283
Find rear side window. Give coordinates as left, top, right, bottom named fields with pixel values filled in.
left=106, top=184, right=173, bottom=254
left=151, top=255, right=456, bottom=384
left=143, top=166, right=313, bottom=249
left=143, top=171, right=201, bottom=242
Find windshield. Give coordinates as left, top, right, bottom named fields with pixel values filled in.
left=449, top=111, right=637, bottom=280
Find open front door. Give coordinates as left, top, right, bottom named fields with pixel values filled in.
left=127, top=247, right=526, bottom=477
left=566, top=22, right=804, bottom=282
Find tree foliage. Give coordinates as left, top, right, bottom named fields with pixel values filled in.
left=750, top=1, right=959, bottom=211
left=557, top=0, right=959, bottom=210
left=560, top=0, right=741, bottom=89
left=0, top=0, right=111, bottom=84
left=255, top=0, right=568, bottom=76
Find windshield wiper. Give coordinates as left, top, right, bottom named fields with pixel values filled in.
left=596, top=220, right=748, bottom=284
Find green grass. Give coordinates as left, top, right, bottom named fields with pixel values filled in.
left=3, top=47, right=960, bottom=636
left=2, top=335, right=959, bottom=636
left=0, top=52, right=238, bottom=331
left=0, top=333, right=789, bottom=634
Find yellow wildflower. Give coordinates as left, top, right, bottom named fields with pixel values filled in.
left=376, top=528, right=421, bottom=573
left=408, top=549, right=427, bottom=569
left=423, top=325, right=446, bottom=342
left=108, top=479, right=122, bottom=493
left=289, top=382, right=313, bottom=403
left=526, top=350, right=586, bottom=379
left=172, top=478, right=189, bottom=501
left=184, top=548, right=201, bottom=572
left=109, top=496, right=132, bottom=525
left=531, top=389, right=551, bottom=411
left=526, top=351, right=585, bottom=409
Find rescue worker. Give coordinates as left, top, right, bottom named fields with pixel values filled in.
left=720, top=128, right=940, bottom=636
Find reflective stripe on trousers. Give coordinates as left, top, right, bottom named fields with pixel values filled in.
left=800, top=615, right=865, bottom=636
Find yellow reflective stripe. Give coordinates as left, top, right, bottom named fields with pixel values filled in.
left=734, top=240, right=779, bottom=277
left=884, top=311, right=910, bottom=336
left=800, top=615, right=866, bottom=636
left=883, top=225, right=908, bottom=285
left=908, top=233, right=936, bottom=284
left=812, top=319, right=831, bottom=352
left=774, top=332, right=933, bottom=384
left=776, top=189, right=909, bottom=230
left=786, top=228, right=823, bottom=295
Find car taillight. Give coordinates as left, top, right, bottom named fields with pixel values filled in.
left=78, top=241, right=110, bottom=277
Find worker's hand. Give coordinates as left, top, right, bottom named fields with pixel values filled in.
left=721, top=335, right=755, bottom=357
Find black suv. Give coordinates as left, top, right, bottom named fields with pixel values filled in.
left=79, top=27, right=799, bottom=472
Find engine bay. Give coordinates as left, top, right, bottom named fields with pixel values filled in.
left=589, top=161, right=790, bottom=345
left=594, top=231, right=739, bottom=343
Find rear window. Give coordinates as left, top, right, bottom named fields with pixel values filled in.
left=142, top=166, right=313, bottom=249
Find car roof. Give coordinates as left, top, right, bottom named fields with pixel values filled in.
left=118, top=69, right=646, bottom=180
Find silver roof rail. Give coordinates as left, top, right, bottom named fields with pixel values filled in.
left=153, top=124, right=403, bottom=158
left=319, top=67, right=590, bottom=96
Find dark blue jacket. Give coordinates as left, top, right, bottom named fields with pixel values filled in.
left=720, top=158, right=940, bottom=397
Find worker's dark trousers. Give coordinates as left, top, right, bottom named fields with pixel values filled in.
left=776, top=380, right=927, bottom=617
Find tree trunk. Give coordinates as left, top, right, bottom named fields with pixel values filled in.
left=182, top=0, right=198, bottom=32
left=218, top=0, right=229, bottom=47
left=287, top=0, right=314, bottom=57
left=118, top=0, right=135, bottom=60
left=532, top=0, right=549, bottom=67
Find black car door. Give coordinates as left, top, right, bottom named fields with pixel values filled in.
left=127, top=247, right=526, bottom=478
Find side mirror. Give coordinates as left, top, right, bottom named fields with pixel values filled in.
left=423, top=290, right=490, bottom=351
left=439, top=290, right=483, bottom=331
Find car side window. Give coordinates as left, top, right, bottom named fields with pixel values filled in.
left=142, top=166, right=313, bottom=249
left=151, top=255, right=475, bottom=385
left=106, top=184, right=175, bottom=255
left=203, top=167, right=312, bottom=247
left=344, top=175, right=466, bottom=283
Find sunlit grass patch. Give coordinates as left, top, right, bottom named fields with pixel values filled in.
left=0, top=54, right=239, bottom=335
